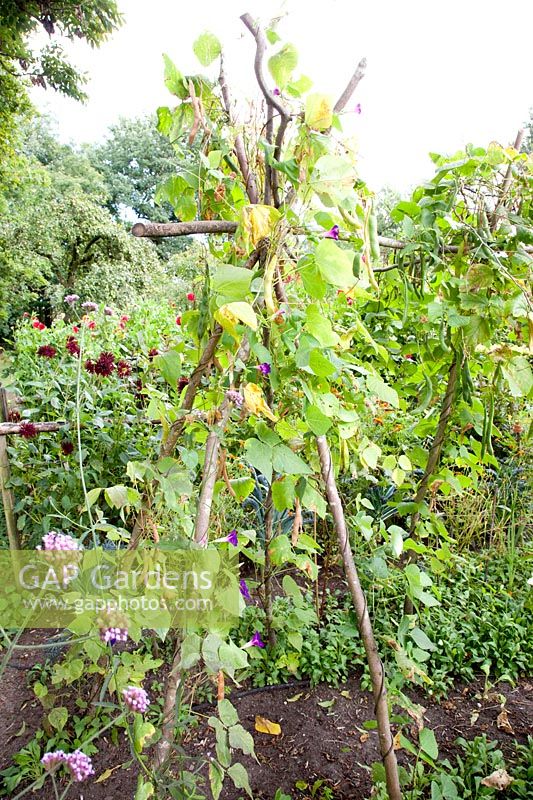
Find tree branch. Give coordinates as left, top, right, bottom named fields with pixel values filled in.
left=240, top=14, right=289, bottom=120
left=333, top=57, right=367, bottom=113
left=219, top=54, right=259, bottom=204
left=0, top=421, right=64, bottom=436
left=132, top=220, right=237, bottom=238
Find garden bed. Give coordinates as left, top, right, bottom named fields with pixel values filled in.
left=1, top=632, right=531, bottom=799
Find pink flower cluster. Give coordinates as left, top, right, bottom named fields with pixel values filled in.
left=122, top=685, right=150, bottom=713
left=38, top=532, right=81, bottom=551
left=99, top=625, right=128, bottom=645
left=226, top=390, right=244, bottom=408
left=42, top=749, right=94, bottom=782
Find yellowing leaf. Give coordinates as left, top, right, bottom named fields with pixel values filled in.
left=95, top=764, right=124, bottom=783
left=240, top=204, right=281, bottom=248
left=223, top=302, right=258, bottom=331
left=255, top=715, right=281, bottom=735
left=243, top=383, right=277, bottom=422
left=214, top=302, right=258, bottom=338
left=305, top=93, right=333, bottom=130
left=287, top=692, right=304, bottom=702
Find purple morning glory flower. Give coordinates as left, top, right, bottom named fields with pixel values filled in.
left=226, top=529, right=238, bottom=547
left=354, top=103, right=362, bottom=114
left=273, top=87, right=281, bottom=96
left=243, top=630, right=265, bottom=648
left=239, top=579, right=251, bottom=601
left=325, top=225, right=340, bottom=240
left=258, top=362, right=271, bottom=375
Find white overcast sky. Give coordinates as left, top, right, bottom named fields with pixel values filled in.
left=31, top=0, right=533, bottom=192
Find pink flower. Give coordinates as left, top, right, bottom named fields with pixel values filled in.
left=41, top=750, right=67, bottom=771
left=325, top=225, right=340, bottom=240
left=123, top=685, right=150, bottom=713
left=41, top=750, right=94, bottom=782
left=99, top=625, right=128, bottom=645
left=38, top=532, right=80, bottom=551
left=64, top=750, right=94, bottom=782
left=87, top=320, right=96, bottom=330
left=354, top=103, right=362, bottom=114
left=186, top=292, right=195, bottom=302
left=273, top=87, right=281, bottom=96
left=226, top=390, right=244, bottom=408
left=72, top=325, right=80, bottom=333
left=243, top=631, right=265, bottom=648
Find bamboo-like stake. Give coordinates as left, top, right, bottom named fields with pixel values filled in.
left=153, top=638, right=182, bottom=768
left=316, top=434, right=401, bottom=800
left=194, top=402, right=233, bottom=546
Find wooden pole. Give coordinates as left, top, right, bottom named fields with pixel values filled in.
left=0, top=388, right=21, bottom=551
left=316, top=435, right=402, bottom=800
left=0, top=421, right=63, bottom=436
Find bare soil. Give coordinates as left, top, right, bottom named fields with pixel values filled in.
left=1, top=631, right=531, bottom=799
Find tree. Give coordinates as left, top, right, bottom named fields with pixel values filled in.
left=0, top=1, right=121, bottom=101
left=0, top=158, right=166, bottom=337
left=21, top=114, right=110, bottom=202
left=87, top=116, right=183, bottom=221
left=86, top=115, right=192, bottom=258
left=0, top=1, right=121, bottom=193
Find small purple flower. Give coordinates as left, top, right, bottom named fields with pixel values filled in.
left=41, top=750, right=94, bottom=782
left=104, top=306, right=114, bottom=316
left=226, top=389, right=244, bottom=408
left=243, top=630, right=265, bottom=649
left=258, top=362, right=271, bottom=375
left=273, top=87, right=281, bottom=96
left=226, top=529, right=238, bottom=547
left=38, top=532, right=81, bottom=551
left=100, top=626, right=128, bottom=645
left=64, top=750, right=94, bottom=782
left=354, top=103, right=362, bottom=114
left=81, top=301, right=98, bottom=312
left=123, top=685, right=150, bottom=713
left=41, top=750, right=67, bottom=771
left=239, top=579, right=251, bottom=601
left=325, top=225, right=340, bottom=240
left=64, top=294, right=79, bottom=305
